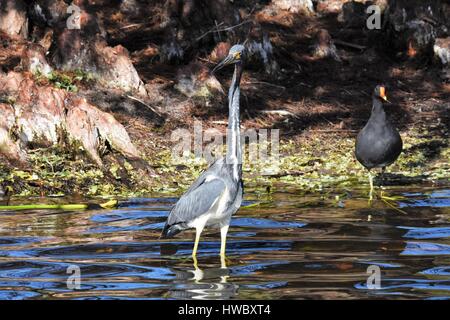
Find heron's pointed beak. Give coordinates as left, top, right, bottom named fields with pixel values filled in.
left=212, top=54, right=234, bottom=74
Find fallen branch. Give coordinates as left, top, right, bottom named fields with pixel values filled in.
left=262, top=170, right=311, bottom=178
left=211, top=120, right=228, bottom=125
left=195, top=20, right=252, bottom=41
left=0, top=199, right=118, bottom=211
left=248, top=81, right=286, bottom=90
left=125, top=94, right=162, bottom=117
left=334, top=40, right=366, bottom=50
left=120, top=23, right=147, bottom=30
left=261, top=110, right=298, bottom=118
left=310, top=129, right=358, bottom=133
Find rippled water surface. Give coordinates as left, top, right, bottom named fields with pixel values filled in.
left=0, top=187, right=449, bottom=300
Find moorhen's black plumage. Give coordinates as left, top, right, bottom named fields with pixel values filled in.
left=355, top=85, right=403, bottom=199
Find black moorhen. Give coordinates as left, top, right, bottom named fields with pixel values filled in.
left=355, top=85, right=403, bottom=200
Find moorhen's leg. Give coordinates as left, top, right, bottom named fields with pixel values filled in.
left=368, top=170, right=374, bottom=201
left=381, top=167, right=386, bottom=186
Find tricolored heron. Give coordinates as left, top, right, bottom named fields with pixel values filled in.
left=355, top=85, right=403, bottom=200
left=161, top=45, right=245, bottom=265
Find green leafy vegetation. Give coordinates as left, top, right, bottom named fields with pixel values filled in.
left=0, top=124, right=448, bottom=199
left=34, top=69, right=95, bottom=92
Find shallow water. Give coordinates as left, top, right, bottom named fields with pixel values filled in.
left=0, top=187, right=449, bottom=300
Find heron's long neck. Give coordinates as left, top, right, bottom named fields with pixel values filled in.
left=226, top=62, right=242, bottom=169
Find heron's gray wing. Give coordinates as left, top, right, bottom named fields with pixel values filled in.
left=182, top=158, right=221, bottom=194
left=167, top=177, right=226, bottom=226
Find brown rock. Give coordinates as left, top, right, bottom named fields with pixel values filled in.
left=316, top=0, right=345, bottom=14
left=338, top=1, right=367, bottom=28
left=385, top=0, right=447, bottom=60
left=14, top=78, right=66, bottom=147
left=48, top=3, right=144, bottom=94
left=95, top=44, right=146, bottom=95
left=65, top=101, right=101, bottom=165
left=174, top=62, right=223, bottom=98
left=434, top=37, right=450, bottom=81
left=0, top=72, right=140, bottom=166
left=0, top=71, right=25, bottom=92
left=272, top=0, right=314, bottom=14
left=0, top=103, right=26, bottom=163
left=434, top=38, right=450, bottom=65
left=0, top=32, right=23, bottom=72
left=29, top=0, right=69, bottom=27
left=0, top=0, right=28, bottom=39
left=317, top=0, right=388, bottom=15
left=311, top=29, right=341, bottom=61
left=0, top=72, right=65, bottom=148
left=131, top=45, right=159, bottom=64
left=66, top=98, right=140, bottom=166
left=21, top=43, right=53, bottom=76
left=52, top=29, right=97, bottom=71
left=53, top=29, right=146, bottom=94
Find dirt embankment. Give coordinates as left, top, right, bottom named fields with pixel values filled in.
left=0, top=0, right=449, bottom=198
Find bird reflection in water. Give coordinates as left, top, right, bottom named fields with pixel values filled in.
left=169, top=260, right=238, bottom=300
left=161, top=242, right=238, bottom=299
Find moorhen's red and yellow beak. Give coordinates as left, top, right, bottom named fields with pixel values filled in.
left=379, top=86, right=389, bottom=102
left=379, top=86, right=392, bottom=103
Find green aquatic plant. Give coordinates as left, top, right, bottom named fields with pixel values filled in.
left=0, top=122, right=447, bottom=197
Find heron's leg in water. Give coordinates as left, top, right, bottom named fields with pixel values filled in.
left=368, top=170, right=374, bottom=201
left=191, top=264, right=203, bottom=282
left=192, top=225, right=204, bottom=268
left=220, top=223, right=230, bottom=268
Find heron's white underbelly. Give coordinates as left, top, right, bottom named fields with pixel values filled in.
left=210, top=188, right=230, bottom=220
left=187, top=187, right=230, bottom=229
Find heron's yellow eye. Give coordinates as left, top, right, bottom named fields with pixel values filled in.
left=234, top=52, right=241, bottom=60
